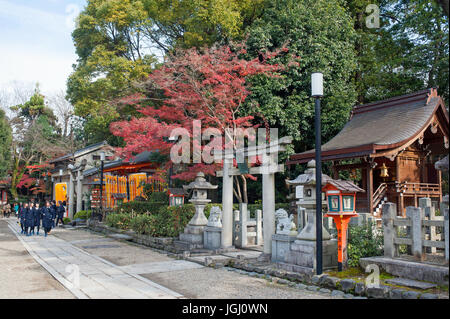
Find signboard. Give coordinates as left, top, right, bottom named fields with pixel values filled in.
left=295, top=185, right=304, bottom=199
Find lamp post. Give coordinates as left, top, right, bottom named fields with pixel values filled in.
left=59, top=169, right=63, bottom=183
left=312, top=72, right=324, bottom=275
left=99, top=151, right=105, bottom=216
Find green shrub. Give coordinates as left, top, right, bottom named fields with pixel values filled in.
left=74, top=210, right=92, bottom=220
left=106, top=213, right=132, bottom=230
left=347, top=221, right=384, bottom=267
left=116, top=201, right=166, bottom=214
left=127, top=205, right=195, bottom=237
left=63, top=217, right=71, bottom=225
left=130, top=214, right=157, bottom=234
left=148, top=191, right=169, bottom=203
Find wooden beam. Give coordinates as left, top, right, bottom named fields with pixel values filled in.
left=367, top=166, right=374, bottom=215
left=334, top=162, right=370, bottom=171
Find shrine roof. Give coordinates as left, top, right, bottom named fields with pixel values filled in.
left=288, top=88, right=449, bottom=164
left=324, top=180, right=365, bottom=193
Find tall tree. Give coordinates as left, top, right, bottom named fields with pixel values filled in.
left=243, top=0, right=358, bottom=155
left=110, top=43, right=281, bottom=203
left=0, top=108, right=12, bottom=179
left=67, top=0, right=267, bottom=145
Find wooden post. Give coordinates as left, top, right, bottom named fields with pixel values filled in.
left=382, top=202, right=396, bottom=258
left=444, top=208, right=449, bottom=262
left=399, top=193, right=405, bottom=217
left=367, top=166, right=374, bottom=215
left=332, top=161, right=339, bottom=179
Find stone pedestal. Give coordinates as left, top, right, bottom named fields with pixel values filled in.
left=271, top=234, right=297, bottom=263
left=204, top=226, right=222, bottom=250
left=280, top=238, right=338, bottom=273
left=175, top=172, right=218, bottom=251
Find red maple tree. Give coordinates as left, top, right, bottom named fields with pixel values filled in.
left=110, top=43, right=284, bottom=201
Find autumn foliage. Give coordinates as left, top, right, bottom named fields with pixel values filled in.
left=110, top=43, right=282, bottom=180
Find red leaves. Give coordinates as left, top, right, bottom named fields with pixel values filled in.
left=110, top=43, right=282, bottom=179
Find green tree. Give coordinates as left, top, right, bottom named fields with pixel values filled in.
left=345, top=0, right=449, bottom=104
left=0, top=108, right=12, bottom=179
left=67, top=0, right=267, bottom=145
left=243, top=0, right=358, bottom=155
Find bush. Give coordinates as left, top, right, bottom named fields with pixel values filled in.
left=106, top=213, right=132, bottom=230
left=63, top=217, right=71, bottom=225
left=116, top=201, right=166, bottom=214
left=148, top=191, right=169, bottom=203
left=347, top=221, right=384, bottom=267
left=74, top=210, right=92, bottom=220
left=130, top=214, right=158, bottom=235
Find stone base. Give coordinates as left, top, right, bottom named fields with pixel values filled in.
left=176, top=224, right=206, bottom=250
left=277, top=262, right=315, bottom=276
left=173, top=240, right=204, bottom=251
left=203, top=226, right=222, bottom=250
left=282, top=239, right=338, bottom=271
left=272, top=234, right=297, bottom=263
left=360, top=256, right=449, bottom=285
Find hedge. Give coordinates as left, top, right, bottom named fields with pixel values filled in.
left=107, top=202, right=291, bottom=238
left=74, top=210, right=92, bottom=220
left=116, top=201, right=167, bottom=214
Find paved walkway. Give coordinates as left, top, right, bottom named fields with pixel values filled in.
left=4, top=219, right=338, bottom=299
left=7, top=220, right=185, bottom=299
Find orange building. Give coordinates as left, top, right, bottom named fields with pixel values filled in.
left=83, top=151, right=166, bottom=210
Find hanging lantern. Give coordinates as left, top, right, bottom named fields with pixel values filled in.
left=380, top=163, right=389, bottom=178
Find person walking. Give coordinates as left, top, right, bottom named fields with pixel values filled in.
left=24, top=202, right=34, bottom=236
left=41, top=201, right=53, bottom=237
left=32, top=202, right=42, bottom=235
left=5, top=202, right=11, bottom=218
left=19, top=203, right=28, bottom=234
left=14, top=202, right=19, bottom=217
left=55, top=201, right=65, bottom=227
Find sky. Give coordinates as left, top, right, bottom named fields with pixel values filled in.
left=0, top=0, right=86, bottom=100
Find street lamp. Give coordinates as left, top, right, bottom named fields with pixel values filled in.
left=99, top=151, right=105, bottom=215
left=59, top=169, right=63, bottom=183
left=312, top=72, right=323, bottom=275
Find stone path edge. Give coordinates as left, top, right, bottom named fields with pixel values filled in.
left=8, top=223, right=88, bottom=299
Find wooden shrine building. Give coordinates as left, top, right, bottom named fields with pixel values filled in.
left=288, top=88, right=449, bottom=216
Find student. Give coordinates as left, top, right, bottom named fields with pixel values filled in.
left=5, top=202, right=11, bottom=218
left=55, top=201, right=65, bottom=227
left=24, top=202, right=34, bottom=236
left=51, top=200, right=57, bottom=229
left=19, top=203, right=28, bottom=234
left=32, top=202, right=42, bottom=235
left=41, top=201, right=53, bottom=237
left=14, top=202, right=19, bottom=217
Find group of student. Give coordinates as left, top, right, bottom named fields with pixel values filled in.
left=18, top=200, right=66, bottom=237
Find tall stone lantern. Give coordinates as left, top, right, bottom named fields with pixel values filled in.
left=177, top=172, right=218, bottom=250
left=280, top=160, right=338, bottom=274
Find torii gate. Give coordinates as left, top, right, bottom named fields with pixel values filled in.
left=215, top=136, right=292, bottom=259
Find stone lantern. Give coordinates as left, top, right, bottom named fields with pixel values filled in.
left=279, top=160, right=338, bottom=274
left=177, top=172, right=218, bottom=250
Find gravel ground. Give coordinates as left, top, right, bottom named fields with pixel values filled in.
left=141, top=267, right=340, bottom=299
left=0, top=219, right=74, bottom=299
left=8, top=224, right=342, bottom=299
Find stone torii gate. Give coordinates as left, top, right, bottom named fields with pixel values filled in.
left=215, top=136, right=292, bottom=259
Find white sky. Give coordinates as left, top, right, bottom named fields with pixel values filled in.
left=0, top=0, right=86, bottom=100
